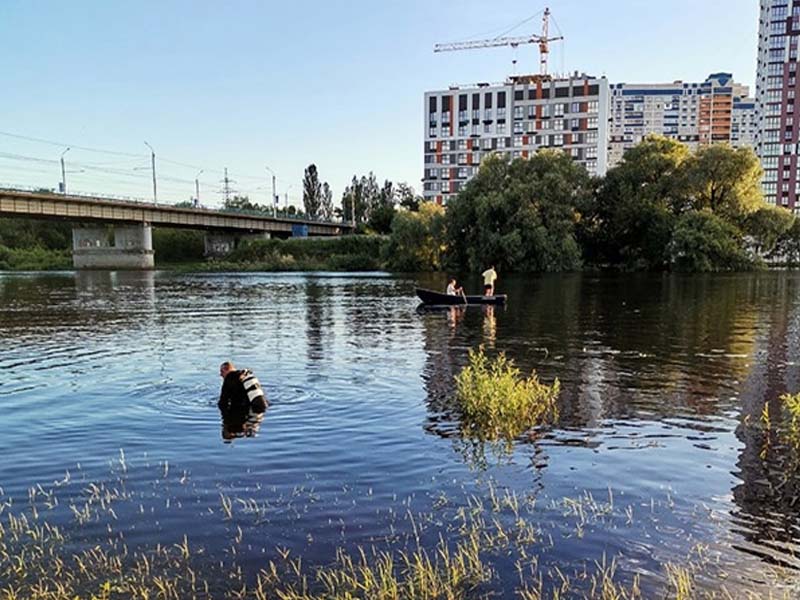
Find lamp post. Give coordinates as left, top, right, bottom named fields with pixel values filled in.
left=265, top=166, right=277, bottom=217
left=144, top=141, right=157, bottom=204
left=60, top=147, right=70, bottom=194
left=194, top=169, right=203, bottom=207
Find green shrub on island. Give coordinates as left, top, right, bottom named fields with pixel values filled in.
left=455, top=347, right=559, bottom=440
left=224, top=235, right=387, bottom=271
left=669, top=210, right=758, bottom=272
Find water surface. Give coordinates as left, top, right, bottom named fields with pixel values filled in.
left=1, top=270, right=799, bottom=595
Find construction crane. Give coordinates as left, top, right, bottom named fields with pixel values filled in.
left=434, top=8, right=563, bottom=77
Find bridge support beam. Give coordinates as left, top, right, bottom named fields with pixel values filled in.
left=72, top=224, right=154, bottom=270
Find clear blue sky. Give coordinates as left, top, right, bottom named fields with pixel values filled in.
left=0, top=0, right=759, bottom=208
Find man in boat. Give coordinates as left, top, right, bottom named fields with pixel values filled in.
left=482, top=265, right=498, bottom=296
left=445, top=277, right=463, bottom=296
left=218, top=361, right=268, bottom=414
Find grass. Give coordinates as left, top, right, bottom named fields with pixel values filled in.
left=1, top=455, right=796, bottom=599
left=455, top=347, right=560, bottom=440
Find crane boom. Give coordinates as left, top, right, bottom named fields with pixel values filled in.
left=433, top=7, right=563, bottom=76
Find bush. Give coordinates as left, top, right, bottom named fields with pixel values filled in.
left=224, top=235, right=387, bottom=271
left=384, top=203, right=446, bottom=271
left=0, top=244, right=71, bottom=270
left=670, top=211, right=756, bottom=272
left=455, top=347, right=560, bottom=440
left=153, top=228, right=206, bottom=263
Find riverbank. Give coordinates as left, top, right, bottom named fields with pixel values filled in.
left=0, top=245, right=71, bottom=270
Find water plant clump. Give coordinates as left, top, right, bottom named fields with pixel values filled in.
left=455, top=347, right=559, bottom=440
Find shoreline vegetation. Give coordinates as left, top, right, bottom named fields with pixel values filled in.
left=4, top=137, right=800, bottom=273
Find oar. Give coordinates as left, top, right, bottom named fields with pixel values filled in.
left=461, top=289, right=467, bottom=305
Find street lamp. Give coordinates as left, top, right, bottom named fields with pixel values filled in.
left=144, top=141, right=157, bottom=204
left=265, top=166, right=277, bottom=217
left=194, top=169, right=203, bottom=207
left=60, top=147, right=70, bottom=194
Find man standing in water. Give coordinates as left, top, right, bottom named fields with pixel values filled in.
left=218, top=361, right=267, bottom=414
left=482, top=265, right=498, bottom=296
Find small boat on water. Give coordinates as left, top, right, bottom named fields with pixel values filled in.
left=415, top=287, right=507, bottom=306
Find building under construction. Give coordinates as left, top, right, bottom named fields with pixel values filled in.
left=422, top=73, right=609, bottom=205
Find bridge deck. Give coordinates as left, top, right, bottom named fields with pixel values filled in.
left=0, top=188, right=349, bottom=236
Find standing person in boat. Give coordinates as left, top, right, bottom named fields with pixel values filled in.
left=218, top=361, right=268, bottom=414
left=482, top=265, right=498, bottom=296
left=445, top=277, right=463, bottom=296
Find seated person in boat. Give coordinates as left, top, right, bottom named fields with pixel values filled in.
left=446, top=278, right=463, bottom=296
left=218, top=361, right=268, bottom=414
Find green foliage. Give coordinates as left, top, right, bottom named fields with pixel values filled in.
left=0, top=217, right=72, bottom=250
left=384, top=202, right=445, bottom=271
left=773, top=218, right=800, bottom=266
left=223, top=235, right=386, bottom=271
left=302, top=163, right=323, bottom=219
left=744, top=205, right=795, bottom=256
left=0, top=244, right=71, bottom=270
left=455, top=347, right=560, bottom=440
left=152, top=228, right=206, bottom=264
left=669, top=210, right=757, bottom=272
left=683, top=144, right=763, bottom=220
left=445, top=151, right=589, bottom=272
left=581, top=135, right=689, bottom=270
left=222, top=195, right=271, bottom=214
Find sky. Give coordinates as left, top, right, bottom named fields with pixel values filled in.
left=0, top=0, right=759, bottom=209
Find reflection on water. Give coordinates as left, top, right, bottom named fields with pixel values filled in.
left=2, top=270, right=800, bottom=593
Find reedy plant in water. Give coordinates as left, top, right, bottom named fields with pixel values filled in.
left=455, top=347, right=559, bottom=440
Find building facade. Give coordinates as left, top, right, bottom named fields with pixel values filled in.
left=756, top=0, right=800, bottom=209
left=422, top=74, right=609, bottom=205
left=608, top=73, right=754, bottom=167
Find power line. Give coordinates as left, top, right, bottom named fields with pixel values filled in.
left=0, top=131, right=146, bottom=158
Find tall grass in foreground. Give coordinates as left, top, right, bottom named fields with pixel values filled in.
left=455, top=347, right=559, bottom=440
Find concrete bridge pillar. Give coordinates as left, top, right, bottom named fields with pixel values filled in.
left=72, top=224, right=154, bottom=270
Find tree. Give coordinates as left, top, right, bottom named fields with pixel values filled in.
left=683, top=145, right=763, bottom=220
left=744, top=205, right=795, bottom=257
left=670, top=210, right=756, bottom=272
left=320, top=182, right=334, bottom=221
left=773, top=218, right=800, bottom=266
left=581, top=135, right=690, bottom=270
left=368, top=179, right=397, bottom=234
left=396, top=182, right=421, bottom=211
left=222, top=195, right=268, bottom=213
left=302, top=164, right=323, bottom=219
left=384, top=202, right=446, bottom=271
left=445, top=151, right=590, bottom=272
left=341, top=172, right=381, bottom=225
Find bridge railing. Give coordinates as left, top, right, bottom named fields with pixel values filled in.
left=0, top=182, right=352, bottom=228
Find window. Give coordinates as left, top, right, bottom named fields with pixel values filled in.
left=513, top=122, right=523, bottom=134
left=528, top=105, right=536, bottom=119
left=441, top=168, right=450, bottom=179
left=428, top=127, right=437, bottom=137
left=458, top=153, right=466, bottom=164
left=498, top=137, right=507, bottom=148
left=442, top=154, right=451, bottom=164
left=588, top=100, right=598, bottom=113
left=571, top=102, right=581, bottom=113
left=497, top=107, right=506, bottom=118
left=554, top=104, right=564, bottom=117
left=587, top=131, right=598, bottom=143
left=514, top=106, right=523, bottom=119
left=513, top=136, right=523, bottom=147
left=484, top=109, right=492, bottom=120
left=457, top=139, right=467, bottom=150
left=458, top=126, right=467, bottom=136
left=554, top=119, right=564, bottom=131
left=472, top=124, right=479, bottom=135
left=552, top=134, right=563, bottom=146
left=482, top=138, right=492, bottom=150
left=484, top=122, right=492, bottom=133
left=571, top=119, right=580, bottom=130
left=472, top=109, right=480, bottom=120
left=458, top=167, right=469, bottom=178
left=588, top=117, right=599, bottom=129
left=497, top=122, right=506, bottom=134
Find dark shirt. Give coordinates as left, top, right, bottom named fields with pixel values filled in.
left=218, top=369, right=267, bottom=414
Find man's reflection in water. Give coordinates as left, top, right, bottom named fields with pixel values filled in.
left=220, top=404, right=266, bottom=442
left=482, top=305, right=497, bottom=348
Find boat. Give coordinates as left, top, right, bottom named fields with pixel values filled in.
left=415, top=287, right=507, bottom=306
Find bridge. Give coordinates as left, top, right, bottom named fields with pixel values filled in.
left=0, top=188, right=352, bottom=269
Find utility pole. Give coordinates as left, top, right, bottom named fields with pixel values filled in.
left=144, top=141, right=157, bottom=203
left=194, top=169, right=203, bottom=207
left=60, top=147, right=70, bottom=194
left=265, top=166, right=277, bottom=217
left=221, top=168, right=237, bottom=205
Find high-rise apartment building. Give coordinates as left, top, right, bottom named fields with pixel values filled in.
left=608, top=73, right=755, bottom=167
left=756, top=0, right=800, bottom=209
left=422, top=74, right=609, bottom=205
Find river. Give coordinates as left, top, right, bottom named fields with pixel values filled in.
left=1, top=270, right=799, bottom=596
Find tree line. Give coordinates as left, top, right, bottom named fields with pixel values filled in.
left=385, top=135, right=800, bottom=273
